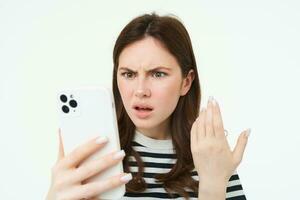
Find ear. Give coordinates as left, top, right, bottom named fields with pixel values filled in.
left=180, top=69, right=195, bottom=96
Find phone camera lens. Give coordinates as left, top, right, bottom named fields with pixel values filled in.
left=60, top=94, right=68, bottom=103
left=62, top=105, right=70, bottom=113
left=69, top=100, right=77, bottom=108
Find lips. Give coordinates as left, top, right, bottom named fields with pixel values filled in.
left=132, top=103, right=154, bottom=119
left=132, top=104, right=154, bottom=111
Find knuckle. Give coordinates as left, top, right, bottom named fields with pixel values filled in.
left=87, top=166, right=97, bottom=177
left=102, top=154, right=118, bottom=167
left=92, top=157, right=111, bottom=172
left=83, top=164, right=97, bottom=178
left=103, top=154, right=112, bottom=163
left=71, top=147, right=83, bottom=158
left=203, top=143, right=218, bottom=152
left=82, top=183, right=103, bottom=198
left=78, top=156, right=113, bottom=179
left=73, top=143, right=93, bottom=158
left=81, top=186, right=92, bottom=198
left=109, top=176, right=121, bottom=187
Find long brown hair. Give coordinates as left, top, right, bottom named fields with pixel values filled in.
left=112, top=12, right=201, bottom=199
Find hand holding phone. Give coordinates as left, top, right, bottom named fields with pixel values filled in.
left=46, top=130, right=132, bottom=200
left=46, top=86, right=131, bottom=200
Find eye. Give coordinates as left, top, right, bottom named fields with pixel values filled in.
left=152, top=71, right=167, bottom=78
left=121, top=72, right=135, bottom=79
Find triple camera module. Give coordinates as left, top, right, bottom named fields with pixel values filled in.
left=60, top=94, right=78, bottom=114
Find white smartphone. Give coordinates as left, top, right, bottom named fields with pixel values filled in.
left=56, top=86, right=125, bottom=199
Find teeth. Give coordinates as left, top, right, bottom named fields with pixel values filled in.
left=137, top=107, right=151, bottom=110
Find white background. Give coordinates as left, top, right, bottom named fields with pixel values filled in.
left=0, top=0, right=299, bottom=199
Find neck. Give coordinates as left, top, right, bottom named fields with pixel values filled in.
left=136, top=119, right=171, bottom=140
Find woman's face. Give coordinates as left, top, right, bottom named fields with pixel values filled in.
left=117, top=37, right=194, bottom=138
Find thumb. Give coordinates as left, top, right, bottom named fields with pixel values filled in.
left=56, top=128, right=65, bottom=162
left=232, top=128, right=251, bottom=166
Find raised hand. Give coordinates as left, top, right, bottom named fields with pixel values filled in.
left=190, top=96, right=250, bottom=185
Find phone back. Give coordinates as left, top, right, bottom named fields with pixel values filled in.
left=57, top=86, right=125, bottom=199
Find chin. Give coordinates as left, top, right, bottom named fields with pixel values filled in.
left=132, top=119, right=154, bottom=128
left=130, top=110, right=169, bottom=127
left=129, top=116, right=156, bottom=128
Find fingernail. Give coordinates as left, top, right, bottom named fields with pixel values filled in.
left=95, top=136, right=108, bottom=144
left=245, top=129, right=251, bottom=138
left=208, top=96, right=214, bottom=103
left=120, top=173, right=132, bottom=183
left=113, top=150, right=125, bottom=160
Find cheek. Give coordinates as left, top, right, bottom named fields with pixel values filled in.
left=154, top=78, right=181, bottom=97
left=153, top=81, right=181, bottom=107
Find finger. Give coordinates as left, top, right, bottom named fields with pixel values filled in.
left=212, top=98, right=225, bottom=139
left=205, top=97, right=215, bottom=137
left=190, top=116, right=198, bottom=149
left=56, top=128, right=65, bottom=163
left=72, top=150, right=126, bottom=183
left=232, top=129, right=251, bottom=166
left=197, top=108, right=206, bottom=139
left=59, top=136, right=109, bottom=169
left=71, top=173, right=132, bottom=200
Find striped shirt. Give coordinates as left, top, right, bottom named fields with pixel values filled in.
left=120, top=130, right=246, bottom=200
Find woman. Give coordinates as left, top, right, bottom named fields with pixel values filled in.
left=46, top=13, right=250, bottom=200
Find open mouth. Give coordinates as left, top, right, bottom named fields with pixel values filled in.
left=133, top=106, right=153, bottom=118
left=134, top=106, right=153, bottom=111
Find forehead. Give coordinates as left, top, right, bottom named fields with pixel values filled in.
left=118, top=37, right=180, bottom=70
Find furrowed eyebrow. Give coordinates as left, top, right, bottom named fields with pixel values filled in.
left=118, top=66, right=171, bottom=73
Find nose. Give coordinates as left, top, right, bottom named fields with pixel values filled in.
left=134, top=78, right=151, bottom=98
left=135, top=89, right=151, bottom=98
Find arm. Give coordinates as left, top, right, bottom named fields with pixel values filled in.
left=197, top=179, right=227, bottom=200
